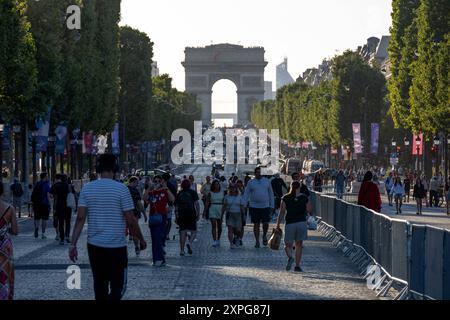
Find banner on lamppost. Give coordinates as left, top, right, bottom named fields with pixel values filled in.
left=112, top=123, right=120, bottom=155
left=2, top=125, right=11, bottom=150
left=82, top=131, right=94, bottom=154
left=55, top=125, right=67, bottom=155
left=36, top=109, right=51, bottom=153
left=352, top=123, right=362, bottom=154
left=412, top=133, right=423, bottom=155
left=96, top=135, right=108, bottom=155
left=370, top=123, right=379, bottom=154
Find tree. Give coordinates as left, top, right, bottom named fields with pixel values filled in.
left=119, top=26, right=154, bottom=144
left=409, top=0, right=450, bottom=135
left=0, top=0, right=38, bottom=121
left=388, top=0, right=420, bottom=129
left=331, top=51, right=387, bottom=154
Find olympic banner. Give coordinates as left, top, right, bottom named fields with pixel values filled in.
left=352, top=123, right=362, bottom=154
left=370, top=123, right=379, bottom=154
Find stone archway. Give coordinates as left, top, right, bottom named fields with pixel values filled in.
left=182, top=44, right=267, bottom=126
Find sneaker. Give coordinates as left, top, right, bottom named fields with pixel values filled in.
left=186, top=243, right=193, bottom=255
left=135, top=247, right=140, bottom=257
left=59, top=241, right=65, bottom=245
left=153, top=260, right=164, bottom=267
left=262, top=236, right=268, bottom=246
left=65, top=238, right=71, bottom=244
left=294, top=266, right=303, bottom=272
left=286, top=257, right=294, bottom=271
left=230, top=244, right=237, bottom=249
left=255, top=242, right=260, bottom=249
left=55, top=235, right=60, bottom=241
left=34, top=228, right=38, bottom=238
left=180, top=251, right=185, bottom=256
left=41, top=234, right=47, bottom=240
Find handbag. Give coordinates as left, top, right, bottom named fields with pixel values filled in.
left=67, top=192, right=76, bottom=210
left=149, top=214, right=163, bottom=226
left=307, top=216, right=317, bottom=230
left=268, top=227, right=283, bottom=250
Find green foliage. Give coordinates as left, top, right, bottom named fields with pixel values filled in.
left=151, top=74, right=201, bottom=140
left=389, top=0, right=450, bottom=136
left=0, top=0, right=38, bottom=121
left=252, top=52, right=387, bottom=155
left=118, top=25, right=154, bottom=143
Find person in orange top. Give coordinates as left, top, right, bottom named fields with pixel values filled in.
left=357, top=171, right=382, bottom=213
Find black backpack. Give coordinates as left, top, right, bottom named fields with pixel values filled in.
left=31, top=183, right=42, bottom=204
left=176, top=191, right=195, bottom=214
left=12, top=183, right=24, bottom=198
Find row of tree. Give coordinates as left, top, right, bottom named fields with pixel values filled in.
left=251, top=51, right=390, bottom=155
left=388, top=0, right=449, bottom=137
left=0, top=0, right=200, bottom=148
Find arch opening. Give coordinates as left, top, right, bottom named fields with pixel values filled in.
left=211, top=79, right=238, bottom=128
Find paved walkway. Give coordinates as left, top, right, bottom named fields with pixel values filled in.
left=12, top=216, right=377, bottom=300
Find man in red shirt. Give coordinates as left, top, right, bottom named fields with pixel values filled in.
left=145, top=175, right=175, bottom=266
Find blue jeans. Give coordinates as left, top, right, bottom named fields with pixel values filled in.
left=149, top=214, right=166, bottom=263
left=336, top=185, right=344, bottom=199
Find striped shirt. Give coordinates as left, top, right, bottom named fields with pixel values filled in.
left=78, top=178, right=134, bottom=248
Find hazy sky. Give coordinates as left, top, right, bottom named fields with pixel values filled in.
left=120, top=0, right=392, bottom=125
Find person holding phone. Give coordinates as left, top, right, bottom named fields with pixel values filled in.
left=144, top=175, right=175, bottom=267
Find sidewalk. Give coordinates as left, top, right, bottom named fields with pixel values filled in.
left=380, top=195, right=450, bottom=230
left=12, top=217, right=378, bottom=300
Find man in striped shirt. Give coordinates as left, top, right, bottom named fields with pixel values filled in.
left=69, top=154, right=147, bottom=300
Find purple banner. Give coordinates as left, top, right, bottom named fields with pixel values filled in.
left=2, top=125, right=11, bottom=150
left=112, top=123, right=120, bottom=155
left=370, top=123, right=379, bottom=154
left=352, top=123, right=362, bottom=154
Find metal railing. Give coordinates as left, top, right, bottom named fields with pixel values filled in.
left=310, top=191, right=450, bottom=300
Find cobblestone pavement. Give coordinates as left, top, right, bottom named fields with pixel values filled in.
left=13, top=214, right=377, bottom=300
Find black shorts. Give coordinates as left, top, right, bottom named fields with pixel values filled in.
left=177, top=213, right=197, bottom=232
left=274, top=197, right=282, bottom=209
left=249, top=207, right=271, bottom=224
left=34, top=203, right=50, bottom=220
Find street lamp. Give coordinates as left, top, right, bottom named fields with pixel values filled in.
left=391, top=138, right=397, bottom=147
left=433, top=134, right=440, bottom=175
left=404, top=137, right=410, bottom=147
left=415, top=136, right=421, bottom=172
left=0, top=118, right=4, bottom=181
left=12, top=122, right=21, bottom=179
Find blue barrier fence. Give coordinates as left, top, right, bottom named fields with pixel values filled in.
left=311, top=191, right=449, bottom=300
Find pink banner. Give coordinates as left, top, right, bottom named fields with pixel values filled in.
left=352, top=123, right=362, bottom=154
left=412, top=133, right=423, bottom=155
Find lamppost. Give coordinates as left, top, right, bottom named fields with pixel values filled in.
left=48, top=134, right=57, bottom=181
left=31, top=131, right=38, bottom=184
left=12, top=122, right=21, bottom=180
left=415, top=136, right=421, bottom=172
left=404, top=136, right=410, bottom=170
left=390, top=138, right=398, bottom=171
left=446, top=134, right=450, bottom=182
left=0, top=118, right=4, bottom=182
left=433, top=134, right=440, bottom=176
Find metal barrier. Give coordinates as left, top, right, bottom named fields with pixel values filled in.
left=424, top=226, right=445, bottom=299
left=390, top=219, right=409, bottom=282
left=409, top=225, right=426, bottom=297
left=444, top=230, right=450, bottom=300
left=312, top=190, right=450, bottom=300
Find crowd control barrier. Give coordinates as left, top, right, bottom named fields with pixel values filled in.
left=312, top=191, right=449, bottom=300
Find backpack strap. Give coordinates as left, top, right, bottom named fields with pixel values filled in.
left=0, top=206, right=11, bottom=221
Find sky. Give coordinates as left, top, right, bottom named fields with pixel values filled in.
left=120, top=0, right=393, bottom=126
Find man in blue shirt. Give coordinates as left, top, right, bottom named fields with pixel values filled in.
left=243, top=167, right=274, bottom=248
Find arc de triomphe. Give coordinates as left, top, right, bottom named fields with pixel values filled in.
left=182, top=44, right=267, bottom=125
